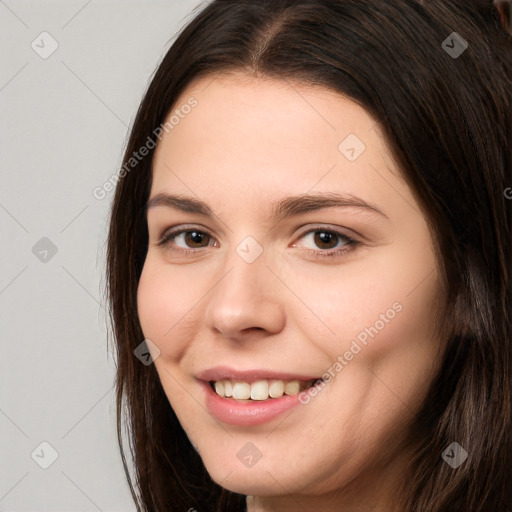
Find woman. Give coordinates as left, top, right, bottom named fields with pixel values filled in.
left=106, top=1, right=512, bottom=510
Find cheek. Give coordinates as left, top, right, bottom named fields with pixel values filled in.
left=290, top=251, right=440, bottom=364
left=137, top=260, right=201, bottom=355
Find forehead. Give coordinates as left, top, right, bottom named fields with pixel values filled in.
left=149, top=73, right=410, bottom=222
left=161, top=73, right=379, bottom=151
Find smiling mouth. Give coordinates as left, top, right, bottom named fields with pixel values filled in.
left=209, top=378, right=321, bottom=401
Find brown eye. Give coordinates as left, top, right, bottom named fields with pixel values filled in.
left=182, top=231, right=211, bottom=248
left=293, top=227, right=359, bottom=261
left=312, top=231, right=341, bottom=250
left=298, top=229, right=354, bottom=251
left=158, top=228, right=214, bottom=250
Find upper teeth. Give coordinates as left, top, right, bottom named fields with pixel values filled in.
left=213, top=379, right=315, bottom=400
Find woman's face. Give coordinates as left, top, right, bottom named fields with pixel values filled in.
left=137, top=74, right=443, bottom=510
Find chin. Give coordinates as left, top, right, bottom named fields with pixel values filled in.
left=204, top=459, right=294, bottom=496
left=213, top=477, right=281, bottom=497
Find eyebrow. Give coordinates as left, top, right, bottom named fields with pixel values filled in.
left=146, top=192, right=388, bottom=220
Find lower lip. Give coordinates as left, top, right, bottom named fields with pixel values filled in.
left=200, top=380, right=303, bottom=426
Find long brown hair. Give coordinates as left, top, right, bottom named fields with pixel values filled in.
left=106, top=1, right=512, bottom=510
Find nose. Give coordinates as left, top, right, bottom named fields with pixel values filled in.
left=203, top=249, right=286, bottom=341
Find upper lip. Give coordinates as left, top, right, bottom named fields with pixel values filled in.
left=196, top=365, right=321, bottom=384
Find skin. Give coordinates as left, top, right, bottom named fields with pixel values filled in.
left=137, top=73, right=443, bottom=512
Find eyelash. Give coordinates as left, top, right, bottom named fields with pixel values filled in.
left=157, top=225, right=360, bottom=260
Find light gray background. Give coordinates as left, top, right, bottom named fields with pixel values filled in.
left=0, top=1, right=205, bottom=510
